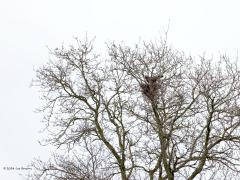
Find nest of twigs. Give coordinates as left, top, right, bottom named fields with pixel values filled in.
left=140, top=75, right=162, bottom=102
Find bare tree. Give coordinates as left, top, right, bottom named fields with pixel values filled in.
left=29, top=36, right=240, bottom=180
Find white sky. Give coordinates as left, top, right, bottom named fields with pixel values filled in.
left=1, top=0, right=240, bottom=179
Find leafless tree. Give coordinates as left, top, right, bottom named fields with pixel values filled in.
left=29, top=36, right=240, bottom=180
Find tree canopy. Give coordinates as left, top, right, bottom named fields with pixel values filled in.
left=29, top=36, right=240, bottom=180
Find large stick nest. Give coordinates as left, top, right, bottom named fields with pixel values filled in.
left=140, top=75, right=162, bottom=102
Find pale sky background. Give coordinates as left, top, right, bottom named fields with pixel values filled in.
left=1, top=0, right=240, bottom=179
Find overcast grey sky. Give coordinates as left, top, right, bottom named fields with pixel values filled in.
left=1, top=0, right=240, bottom=179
